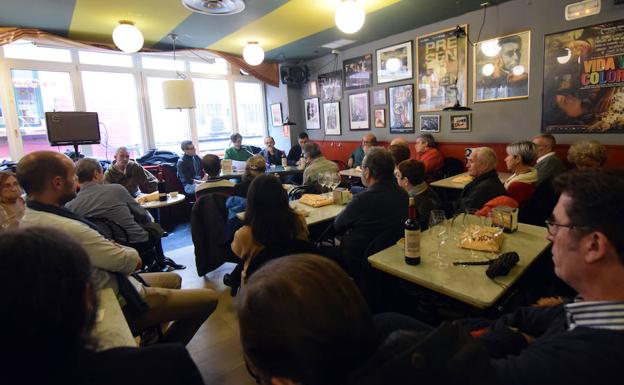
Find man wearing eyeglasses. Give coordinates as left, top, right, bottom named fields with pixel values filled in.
left=177, top=140, right=203, bottom=195
left=469, top=169, right=624, bottom=385
left=347, top=134, right=377, bottom=169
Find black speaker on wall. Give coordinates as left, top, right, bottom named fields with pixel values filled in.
left=280, top=65, right=310, bottom=86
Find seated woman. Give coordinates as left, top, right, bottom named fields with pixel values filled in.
left=226, top=155, right=266, bottom=219
left=413, top=133, right=444, bottom=182
left=567, top=140, right=607, bottom=170
left=0, top=227, right=203, bottom=385
left=503, top=141, right=538, bottom=206
left=395, top=159, right=441, bottom=229
left=0, top=171, right=25, bottom=230
left=231, top=174, right=309, bottom=284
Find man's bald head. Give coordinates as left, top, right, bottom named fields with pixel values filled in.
left=390, top=137, right=409, bottom=148
left=17, top=151, right=74, bottom=195
left=363, top=134, right=377, bottom=145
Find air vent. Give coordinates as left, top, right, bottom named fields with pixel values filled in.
left=182, top=0, right=246, bottom=15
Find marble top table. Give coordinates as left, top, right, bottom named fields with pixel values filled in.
left=92, top=288, right=136, bottom=350
left=140, top=193, right=186, bottom=209
left=339, top=168, right=363, bottom=178
left=221, top=165, right=303, bottom=180
left=368, top=222, right=549, bottom=309
left=430, top=172, right=512, bottom=190
left=237, top=195, right=345, bottom=226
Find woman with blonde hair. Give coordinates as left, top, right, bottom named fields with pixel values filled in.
left=567, top=140, right=607, bottom=170
left=0, top=171, right=25, bottom=230
left=503, top=141, right=538, bottom=206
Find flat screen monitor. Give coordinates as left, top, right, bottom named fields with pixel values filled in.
left=45, top=111, right=101, bottom=146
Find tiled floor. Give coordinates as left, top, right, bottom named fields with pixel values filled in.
left=166, top=245, right=255, bottom=385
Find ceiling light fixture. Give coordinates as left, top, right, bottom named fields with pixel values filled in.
left=243, top=41, right=264, bottom=66
left=112, top=20, right=144, bottom=53
left=335, top=0, right=365, bottom=34
left=162, top=34, right=196, bottom=110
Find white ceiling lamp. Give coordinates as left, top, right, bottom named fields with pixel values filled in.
left=112, top=20, right=144, bottom=53
left=243, top=41, right=264, bottom=66
left=162, top=34, right=196, bottom=110
left=182, top=0, right=246, bottom=15
left=335, top=0, right=365, bottom=34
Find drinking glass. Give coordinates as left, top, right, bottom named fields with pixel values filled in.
left=428, top=210, right=449, bottom=266
left=330, top=172, right=341, bottom=191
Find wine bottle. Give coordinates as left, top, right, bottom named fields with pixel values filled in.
left=281, top=153, right=288, bottom=168
left=157, top=173, right=167, bottom=202
left=404, top=196, right=421, bottom=265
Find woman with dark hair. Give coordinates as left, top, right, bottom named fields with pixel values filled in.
left=0, top=170, right=25, bottom=230
left=0, top=227, right=203, bottom=385
left=231, top=174, right=309, bottom=282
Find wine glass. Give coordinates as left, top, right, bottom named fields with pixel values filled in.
left=428, top=210, right=449, bottom=266
left=330, top=172, right=341, bottom=191
left=317, top=173, right=328, bottom=193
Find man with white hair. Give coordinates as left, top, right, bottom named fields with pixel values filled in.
left=456, top=147, right=506, bottom=212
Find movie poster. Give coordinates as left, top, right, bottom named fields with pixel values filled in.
left=417, top=25, right=468, bottom=112
left=543, top=20, right=624, bottom=133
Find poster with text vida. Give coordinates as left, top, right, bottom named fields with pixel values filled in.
left=543, top=20, right=624, bottom=133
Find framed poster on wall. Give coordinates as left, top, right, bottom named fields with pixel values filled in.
left=343, top=54, right=373, bottom=89
left=319, top=70, right=343, bottom=102
left=323, top=102, right=341, bottom=135
left=474, top=31, right=530, bottom=102
left=348, top=92, right=370, bottom=130
left=417, top=25, right=468, bottom=111
left=304, top=98, right=321, bottom=129
left=270, top=103, right=283, bottom=126
left=376, top=41, right=413, bottom=84
left=388, top=84, right=414, bottom=134
left=542, top=20, right=624, bottom=133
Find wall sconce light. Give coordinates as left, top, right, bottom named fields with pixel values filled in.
left=243, top=42, right=265, bottom=66
left=335, top=0, right=365, bottom=34
left=112, top=20, right=144, bottom=53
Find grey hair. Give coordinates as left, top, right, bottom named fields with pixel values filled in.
left=567, top=140, right=608, bottom=167
left=474, top=147, right=498, bottom=171
left=115, top=146, right=129, bottom=156
left=75, top=158, right=102, bottom=183
left=533, top=134, right=556, bottom=150
left=303, top=142, right=322, bottom=159
left=362, top=147, right=395, bottom=181
left=416, top=133, right=436, bottom=148
left=506, top=141, right=537, bottom=165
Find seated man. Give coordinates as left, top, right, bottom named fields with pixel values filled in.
left=105, top=147, right=158, bottom=197
left=348, top=134, right=377, bottom=168
left=18, top=151, right=217, bottom=345
left=260, top=136, right=286, bottom=166
left=195, top=154, right=235, bottom=197
left=287, top=132, right=309, bottom=166
left=533, top=133, right=567, bottom=186
left=395, top=159, right=441, bottom=229
left=176, top=140, right=202, bottom=195
left=67, top=158, right=184, bottom=271
left=224, top=133, right=255, bottom=162
left=413, top=133, right=444, bottom=182
left=390, top=137, right=409, bottom=147
left=388, top=143, right=411, bottom=166
left=455, top=147, right=506, bottom=213
left=302, top=142, right=339, bottom=187
left=333, top=148, right=408, bottom=277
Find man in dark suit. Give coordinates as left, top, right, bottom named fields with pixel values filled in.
left=533, top=134, right=567, bottom=186
left=456, top=147, right=506, bottom=212
left=176, top=140, right=203, bottom=195
left=333, top=147, right=408, bottom=277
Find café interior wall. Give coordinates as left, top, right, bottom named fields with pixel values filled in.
left=297, top=0, right=624, bottom=146
left=265, top=75, right=305, bottom=153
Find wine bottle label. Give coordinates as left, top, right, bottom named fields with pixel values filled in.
left=405, top=229, right=420, bottom=258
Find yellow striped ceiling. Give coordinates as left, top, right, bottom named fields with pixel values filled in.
left=68, top=0, right=191, bottom=45
left=208, top=0, right=401, bottom=54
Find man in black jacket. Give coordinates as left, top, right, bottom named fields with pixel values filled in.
left=333, top=147, right=408, bottom=278
left=455, top=147, right=506, bottom=212
left=286, top=132, right=309, bottom=166
left=176, top=140, right=203, bottom=195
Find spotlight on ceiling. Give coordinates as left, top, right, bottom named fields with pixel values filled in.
left=112, top=20, right=144, bottom=53
left=335, top=0, right=365, bottom=34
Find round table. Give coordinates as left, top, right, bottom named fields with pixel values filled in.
left=140, top=193, right=186, bottom=209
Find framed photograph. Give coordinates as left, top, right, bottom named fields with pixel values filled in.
left=417, top=25, right=468, bottom=111
left=450, top=113, right=471, bottom=132
left=420, top=114, right=440, bottom=132
left=307, top=80, right=318, bottom=97
left=474, top=31, right=530, bottom=102
left=374, top=109, right=386, bottom=128
left=318, top=70, right=343, bottom=102
left=372, top=88, right=386, bottom=105
left=388, top=84, right=415, bottom=134
left=304, top=98, right=321, bottom=130
left=542, top=20, right=624, bottom=133
left=343, top=54, right=373, bottom=89
left=376, top=41, right=413, bottom=84
left=270, top=103, right=283, bottom=126
left=323, top=102, right=341, bottom=136
left=348, top=92, right=370, bottom=130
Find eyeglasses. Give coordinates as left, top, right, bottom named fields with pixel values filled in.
left=544, top=219, right=590, bottom=236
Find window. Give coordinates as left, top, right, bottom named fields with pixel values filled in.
left=234, top=82, right=265, bottom=146
left=141, top=56, right=185, bottom=72
left=79, top=51, right=133, bottom=67
left=147, top=77, right=191, bottom=153
left=194, top=78, right=232, bottom=152
left=0, top=100, right=8, bottom=160
left=11, top=69, right=75, bottom=154
left=190, top=57, right=229, bottom=75
left=3, top=40, right=71, bottom=63
left=81, top=71, right=143, bottom=158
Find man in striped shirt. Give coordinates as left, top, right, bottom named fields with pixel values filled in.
left=472, top=169, right=624, bottom=385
